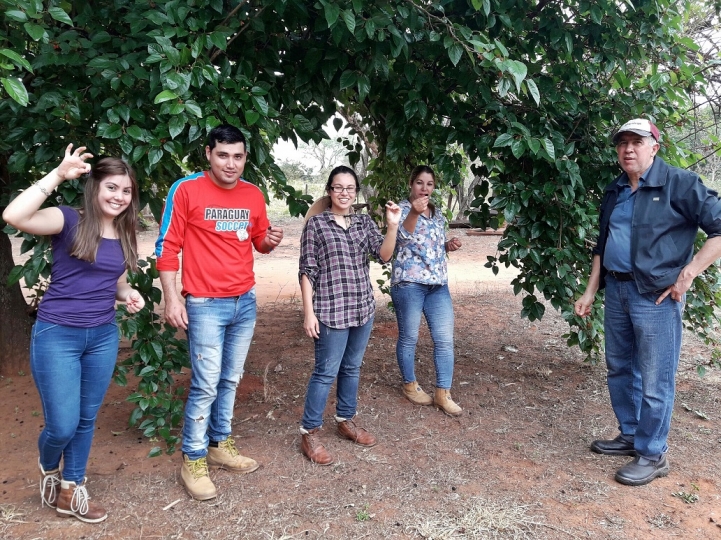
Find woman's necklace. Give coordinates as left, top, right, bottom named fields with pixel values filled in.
left=331, top=212, right=353, bottom=228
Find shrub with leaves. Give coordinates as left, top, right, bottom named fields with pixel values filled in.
left=115, top=256, right=189, bottom=457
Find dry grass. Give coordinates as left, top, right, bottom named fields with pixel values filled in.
left=408, top=497, right=547, bottom=539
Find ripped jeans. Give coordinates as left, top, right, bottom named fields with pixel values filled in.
left=181, top=290, right=257, bottom=460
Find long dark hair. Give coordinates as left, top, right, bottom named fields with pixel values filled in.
left=409, top=165, right=436, bottom=216
left=70, top=158, right=139, bottom=271
left=325, top=165, right=360, bottom=193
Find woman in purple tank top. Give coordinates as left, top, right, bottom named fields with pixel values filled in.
left=3, top=144, right=145, bottom=523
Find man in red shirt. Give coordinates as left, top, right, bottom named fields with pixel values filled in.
left=156, top=124, right=283, bottom=500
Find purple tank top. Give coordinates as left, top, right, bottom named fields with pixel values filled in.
left=37, top=206, right=126, bottom=327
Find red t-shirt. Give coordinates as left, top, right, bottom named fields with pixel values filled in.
left=155, top=171, right=270, bottom=297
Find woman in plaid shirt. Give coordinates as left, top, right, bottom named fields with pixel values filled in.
left=298, top=166, right=401, bottom=465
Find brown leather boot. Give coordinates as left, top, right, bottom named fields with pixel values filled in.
left=434, top=388, right=462, bottom=417
left=300, top=427, right=334, bottom=465
left=56, top=479, right=108, bottom=523
left=402, top=381, right=433, bottom=406
left=337, top=418, right=377, bottom=447
left=38, top=459, right=61, bottom=508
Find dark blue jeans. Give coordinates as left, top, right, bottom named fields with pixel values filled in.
left=301, top=318, right=374, bottom=430
left=31, top=320, right=119, bottom=483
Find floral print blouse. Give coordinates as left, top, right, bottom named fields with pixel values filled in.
left=391, top=199, right=448, bottom=286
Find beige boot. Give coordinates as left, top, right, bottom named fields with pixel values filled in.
left=402, top=381, right=433, bottom=406
left=434, top=388, right=462, bottom=417
left=180, top=455, right=217, bottom=500
left=207, top=438, right=260, bottom=474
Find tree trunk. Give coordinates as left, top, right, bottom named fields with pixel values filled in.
left=0, top=231, right=33, bottom=375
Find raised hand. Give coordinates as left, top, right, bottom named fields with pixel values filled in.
left=385, top=201, right=402, bottom=227
left=57, top=143, right=93, bottom=181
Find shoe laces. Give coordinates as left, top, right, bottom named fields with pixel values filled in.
left=219, top=438, right=239, bottom=457
left=40, top=469, right=61, bottom=508
left=187, top=457, right=210, bottom=479
left=70, top=482, right=91, bottom=516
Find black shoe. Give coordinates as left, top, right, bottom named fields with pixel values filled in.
left=590, top=435, right=636, bottom=456
left=615, top=455, right=669, bottom=486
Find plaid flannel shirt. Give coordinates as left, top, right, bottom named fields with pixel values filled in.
left=299, top=210, right=385, bottom=329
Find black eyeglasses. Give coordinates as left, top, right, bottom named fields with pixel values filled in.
left=330, top=185, right=357, bottom=194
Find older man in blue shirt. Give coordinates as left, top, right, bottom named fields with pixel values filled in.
left=575, top=118, right=721, bottom=486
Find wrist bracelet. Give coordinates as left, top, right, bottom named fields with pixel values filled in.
left=34, top=182, right=52, bottom=197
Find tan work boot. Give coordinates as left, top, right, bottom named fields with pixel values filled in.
left=300, top=427, right=334, bottom=465
left=402, top=381, right=433, bottom=406
left=56, top=479, right=107, bottom=523
left=207, top=438, right=260, bottom=474
left=180, top=455, right=217, bottom=500
left=38, top=459, right=61, bottom=508
left=434, top=388, right=462, bottom=417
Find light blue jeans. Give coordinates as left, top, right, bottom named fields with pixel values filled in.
left=31, top=320, right=119, bottom=483
left=301, top=318, right=374, bottom=430
left=604, top=276, right=683, bottom=459
left=390, top=282, right=455, bottom=389
left=182, top=290, right=256, bottom=460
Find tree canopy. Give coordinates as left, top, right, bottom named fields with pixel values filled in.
left=2, top=0, right=721, bottom=448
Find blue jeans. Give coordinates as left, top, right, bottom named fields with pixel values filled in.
left=301, top=318, right=374, bottom=430
left=182, top=290, right=257, bottom=460
left=31, top=320, right=119, bottom=483
left=390, top=282, right=455, bottom=389
left=604, top=276, right=683, bottom=459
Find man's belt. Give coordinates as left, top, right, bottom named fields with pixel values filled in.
left=607, top=270, right=634, bottom=281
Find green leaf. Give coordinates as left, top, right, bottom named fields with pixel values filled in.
left=542, top=138, right=555, bottom=160
left=127, top=125, right=143, bottom=140
left=293, top=114, right=314, bottom=132
left=0, top=49, right=32, bottom=72
left=168, top=116, right=185, bottom=139
left=447, top=44, right=463, bottom=66
left=250, top=95, right=268, bottom=116
left=48, top=7, right=73, bottom=26
left=324, top=3, right=340, bottom=27
left=153, top=90, right=178, bottom=104
left=494, top=133, right=514, bottom=148
left=1, top=77, right=29, bottom=107
left=209, top=31, right=227, bottom=51
left=527, top=137, right=541, bottom=155
left=244, top=110, right=260, bottom=125
left=23, top=22, right=46, bottom=41
left=97, top=123, right=122, bottom=139
left=511, top=139, right=525, bottom=159
left=184, top=101, right=203, bottom=117
left=506, top=60, right=527, bottom=92
left=339, top=70, right=357, bottom=90
left=5, top=10, right=28, bottom=22
left=341, top=10, right=356, bottom=34
left=525, top=79, right=540, bottom=106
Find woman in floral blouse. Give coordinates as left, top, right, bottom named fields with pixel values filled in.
left=391, top=165, right=463, bottom=416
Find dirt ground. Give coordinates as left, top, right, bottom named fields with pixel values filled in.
left=2, top=217, right=720, bottom=539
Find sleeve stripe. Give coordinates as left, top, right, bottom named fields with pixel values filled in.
left=154, top=172, right=203, bottom=258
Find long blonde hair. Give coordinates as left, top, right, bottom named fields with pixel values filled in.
left=70, top=158, right=139, bottom=271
